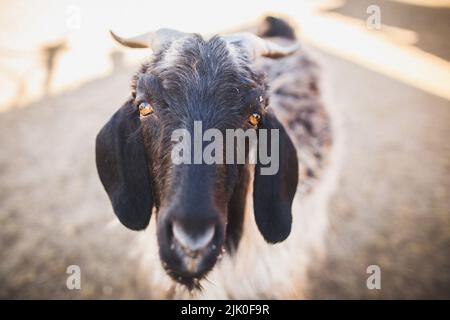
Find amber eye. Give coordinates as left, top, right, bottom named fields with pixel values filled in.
left=138, top=101, right=153, bottom=117
left=248, top=113, right=261, bottom=126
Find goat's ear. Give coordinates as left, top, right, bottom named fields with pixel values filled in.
left=253, top=112, right=298, bottom=243
left=95, top=100, right=153, bottom=230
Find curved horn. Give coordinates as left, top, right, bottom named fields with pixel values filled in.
left=110, top=28, right=188, bottom=52
left=223, top=32, right=300, bottom=59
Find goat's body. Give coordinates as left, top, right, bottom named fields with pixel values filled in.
left=135, top=40, right=342, bottom=298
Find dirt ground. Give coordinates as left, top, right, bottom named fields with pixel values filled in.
left=307, top=47, right=450, bottom=299
left=0, top=2, right=449, bottom=299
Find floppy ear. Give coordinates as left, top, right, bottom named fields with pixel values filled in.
left=95, top=100, right=153, bottom=230
left=253, top=111, right=298, bottom=243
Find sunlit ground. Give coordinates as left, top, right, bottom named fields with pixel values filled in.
left=0, top=0, right=449, bottom=110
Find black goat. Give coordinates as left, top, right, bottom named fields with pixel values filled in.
left=96, top=17, right=339, bottom=298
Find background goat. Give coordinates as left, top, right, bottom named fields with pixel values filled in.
left=96, top=16, right=342, bottom=299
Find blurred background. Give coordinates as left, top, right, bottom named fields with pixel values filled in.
left=0, top=0, right=449, bottom=298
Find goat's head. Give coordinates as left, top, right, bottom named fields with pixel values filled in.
left=96, top=28, right=299, bottom=289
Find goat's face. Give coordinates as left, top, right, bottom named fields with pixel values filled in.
left=96, top=32, right=299, bottom=289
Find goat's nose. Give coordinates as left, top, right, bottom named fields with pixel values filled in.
left=172, top=222, right=215, bottom=252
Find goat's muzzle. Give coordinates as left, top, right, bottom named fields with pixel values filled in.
left=157, top=206, right=225, bottom=286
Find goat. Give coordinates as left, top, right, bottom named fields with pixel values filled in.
left=95, top=16, right=340, bottom=299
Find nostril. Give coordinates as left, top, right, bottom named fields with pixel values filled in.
left=172, top=222, right=215, bottom=252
